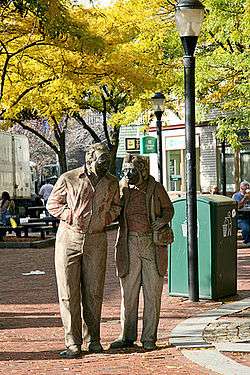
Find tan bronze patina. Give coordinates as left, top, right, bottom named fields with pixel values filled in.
left=47, top=143, right=120, bottom=358
left=111, top=154, right=174, bottom=351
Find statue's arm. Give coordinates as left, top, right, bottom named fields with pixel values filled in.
left=152, top=183, right=174, bottom=230
left=105, top=180, right=121, bottom=225
left=47, top=175, right=73, bottom=224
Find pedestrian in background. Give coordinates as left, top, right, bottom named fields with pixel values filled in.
left=233, top=181, right=250, bottom=245
left=210, top=185, right=220, bottom=195
left=0, top=191, right=15, bottom=226
left=39, top=179, right=54, bottom=215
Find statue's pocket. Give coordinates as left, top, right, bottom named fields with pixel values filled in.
left=153, top=224, right=174, bottom=246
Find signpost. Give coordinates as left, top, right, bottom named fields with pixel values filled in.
left=140, top=136, right=157, bottom=154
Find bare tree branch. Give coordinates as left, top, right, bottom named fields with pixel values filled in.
left=0, top=41, right=10, bottom=100
left=0, top=78, right=55, bottom=117
left=235, top=42, right=244, bottom=53
left=226, top=38, right=234, bottom=53
left=51, top=115, right=61, bottom=144
left=208, top=31, right=228, bottom=51
left=73, top=112, right=101, bottom=143
left=13, top=119, right=59, bottom=153
left=12, top=78, right=54, bottom=108
left=0, top=37, right=51, bottom=102
left=165, top=0, right=176, bottom=7
left=0, top=36, right=26, bottom=54
left=11, top=39, right=49, bottom=58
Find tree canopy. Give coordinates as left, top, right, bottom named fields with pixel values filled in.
left=0, top=0, right=248, bottom=169
left=161, top=0, right=249, bottom=147
left=197, top=0, right=249, bottom=147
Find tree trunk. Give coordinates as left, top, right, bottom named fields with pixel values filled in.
left=57, top=131, right=67, bottom=174
left=53, top=117, right=68, bottom=174
left=57, top=150, right=67, bottom=174
left=109, top=125, right=120, bottom=175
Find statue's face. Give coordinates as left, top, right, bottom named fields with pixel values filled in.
left=122, top=162, right=140, bottom=185
left=122, top=155, right=149, bottom=186
left=93, top=151, right=111, bottom=177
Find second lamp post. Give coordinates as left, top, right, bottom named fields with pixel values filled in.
left=151, top=92, right=165, bottom=185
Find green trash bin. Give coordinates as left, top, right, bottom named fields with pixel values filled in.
left=168, top=195, right=237, bottom=299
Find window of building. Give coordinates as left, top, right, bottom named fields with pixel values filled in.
left=219, top=144, right=250, bottom=192
left=166, top=149, right=200, bottom=192
left=240, top=150, right=250, bottom=182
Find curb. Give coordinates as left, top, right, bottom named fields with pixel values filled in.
left=183, top=349, right=250, bottom=375
left=0, top=237, right=55, bottom=249
left=170, top=298, right=250, bottom=374
left=170, top=298, right=250, bottom=349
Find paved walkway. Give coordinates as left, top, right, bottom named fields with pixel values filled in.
left=170, top=299, right=250, bottom=374
left=0, top=230, right=249, bottom=374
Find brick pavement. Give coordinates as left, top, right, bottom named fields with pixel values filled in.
left=0, top=230, right=249, bottom=374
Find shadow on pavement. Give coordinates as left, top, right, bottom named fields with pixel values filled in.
left=0, top=350, right=62, bottom=361
left=223, top=290, right=250, bottom=300
left=0, top=311, right=61, bottom=330
left=104, top=343, right=172, bottom=355
left=0, top=344, right=172, bottom=362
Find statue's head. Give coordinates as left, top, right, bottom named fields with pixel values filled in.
left=86, top=143, right=111, bottom=177
left=122, top=154, right=149, bottom=186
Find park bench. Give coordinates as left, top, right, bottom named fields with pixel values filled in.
left=27, top=206, right=46, bottom=218
left=0, top=225, right=23, bottom=240
left=0, top=223, right=55, bottom=241
left=21, top=222, right=55, bottom=239
left=27, top=217, right=59, bottom=230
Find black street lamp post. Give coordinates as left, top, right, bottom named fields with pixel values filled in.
left=221, top=139, right=227, bottom=196
left=175, top=0, right=204, bottom=302
left=151, top=92, right=165, bottom=185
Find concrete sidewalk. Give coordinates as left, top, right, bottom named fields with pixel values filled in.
left=0, top=230, right=249, bottom=374
left=170, top=299, right=250, bottom=374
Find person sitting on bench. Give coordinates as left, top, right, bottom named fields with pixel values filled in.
left=233, top=181, right=250, bottom=246
left=0, top=191, right=15, bottom=226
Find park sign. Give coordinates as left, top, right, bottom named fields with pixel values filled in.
left=140, top=136, right=157, bottom=154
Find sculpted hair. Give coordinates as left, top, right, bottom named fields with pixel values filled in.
left=123, top=154, right=150, bottom=180
left=86, top=143, right=110, bottom=164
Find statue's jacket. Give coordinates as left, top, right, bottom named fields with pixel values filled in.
left=116, top=175, right=174, bottom=278
left=47, top=166, right=120, bottom=235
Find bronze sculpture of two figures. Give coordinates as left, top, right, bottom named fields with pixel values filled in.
left=47, top=144, right=174, bottom=358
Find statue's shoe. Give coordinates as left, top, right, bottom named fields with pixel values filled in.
left=88, top=341, right=104, bottom=353
left=109, top=339, right=135, bottom=349
left=142, top=341, right=157, bottom=351
left=59, top=345, right=82, bottom=358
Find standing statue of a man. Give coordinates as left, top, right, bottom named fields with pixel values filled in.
left=110, top=154, right=174, bottom=351
left=47, top=143, right=120, bottom=358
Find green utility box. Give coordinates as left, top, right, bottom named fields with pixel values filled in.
left=168, top=195, right=237, bottom=299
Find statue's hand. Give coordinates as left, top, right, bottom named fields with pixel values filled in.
left=152, top=218, right=167, bottom=231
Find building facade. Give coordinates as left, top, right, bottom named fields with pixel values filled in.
left=117, top=120, right=250, bottom=196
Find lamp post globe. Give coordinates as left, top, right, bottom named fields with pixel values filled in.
left=151, top=92, right=165, bottom=185
left=175, top=0, right=204, bottom=35
left=175, top=0, right=204, bottom=302
left=151, top=92, right=165, bottom=113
